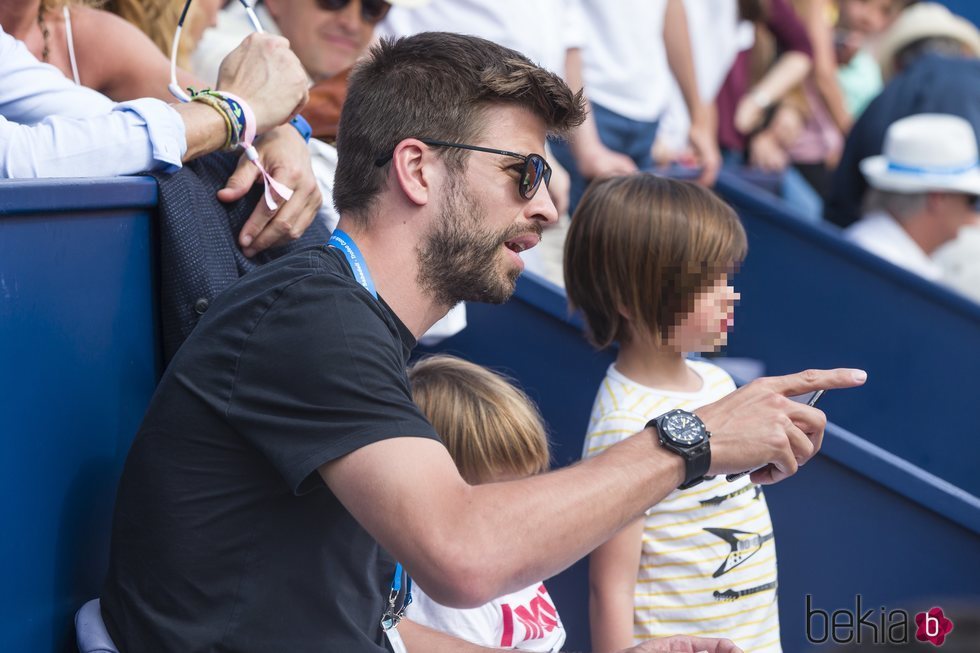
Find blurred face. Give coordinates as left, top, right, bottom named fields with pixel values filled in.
left=186, top=0, right=223, bottom=45
left=667, top=274, right=740, bottom=354
left=835, top=0, right=901, bottom=63
left=265, top=0, right=387, bottom=81
left=837, top=0, right=901, bottom=41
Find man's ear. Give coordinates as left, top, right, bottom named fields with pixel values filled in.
left=390, top=139, right=437, bottom=207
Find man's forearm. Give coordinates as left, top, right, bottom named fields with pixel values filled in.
left=564, top=47, right=602, bottom=155
left=0, top=101, right=188, bottom=178
left=327, top=369, right=862, bottom=611
left=460, top=434, right=684, bottom=600
left=324, top=431, right=683, bottom=609
left=663, top=0, right=703, bottom=121
left=175, top=101, right=231, bottom=162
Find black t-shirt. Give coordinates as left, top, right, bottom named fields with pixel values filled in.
left=101, top=246, right=439, bottom=652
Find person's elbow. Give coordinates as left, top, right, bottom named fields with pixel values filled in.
left=409, top=535, right=504, bottom=608
left=405, top=498, right=508, bottom=608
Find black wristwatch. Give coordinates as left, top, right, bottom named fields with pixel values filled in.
left=646, top=409, right=711, bottom=489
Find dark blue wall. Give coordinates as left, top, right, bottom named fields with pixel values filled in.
left=0, top=178, right=160, bottom=653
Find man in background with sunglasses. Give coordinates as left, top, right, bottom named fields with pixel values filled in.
left=195, top=0, right=423, bottom=87
left=193, top=0, right=428, bottom=235
left=102, top=30, right=864, bottom=653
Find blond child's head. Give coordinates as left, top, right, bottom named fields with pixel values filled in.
left=564, top=174, right=747, bottom=354
left=408, top=355, right=550, bottom=485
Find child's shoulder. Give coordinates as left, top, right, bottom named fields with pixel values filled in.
left=589, top=365, right=668, bottom=414
left=687, top=358, right=737, bottom=397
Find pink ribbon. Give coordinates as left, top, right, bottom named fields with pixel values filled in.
left=220, top=91, right=295, bottom=211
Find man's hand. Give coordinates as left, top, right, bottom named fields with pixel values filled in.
left=620, top=635, right=743, bottom=652
left=734, top=95, right=767, bottom=137
left=576, top=141, right=639, bottom=180
left=218, top=124, right=323, bottom=256
left=748, top=131, right=789, bottom=173
left=216, top=33, right=309, bottom=134
left=687, top=115, right=721, bottom=186
left=695, top=368, right=867, bottom=485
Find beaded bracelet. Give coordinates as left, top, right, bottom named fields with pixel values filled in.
left=190, top=93, right=236, bottom=150
left=197, top=89, right=246, bottom=143
left=182, top=87, right=294, bottom=210
left=189, top=89, right=244, bottom=151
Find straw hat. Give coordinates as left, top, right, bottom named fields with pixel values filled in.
left=877, top=3, right=980, bottom=80
left=860, top=114, right=980, bottom=195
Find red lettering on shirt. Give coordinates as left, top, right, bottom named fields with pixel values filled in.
left=501, top=584, right=559, bottom=646
left=500, top=603, right=514, bottom=647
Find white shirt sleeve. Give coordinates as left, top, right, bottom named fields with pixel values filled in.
left=0, top=24, right=186, bottom=178
left=561, top=0, right=586, bottom=52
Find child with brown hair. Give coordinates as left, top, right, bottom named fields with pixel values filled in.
left=565, top=174, right=781, bottom=653
left=404, top=355, right=565, bottom=652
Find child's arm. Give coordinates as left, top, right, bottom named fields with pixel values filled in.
left=588, top=517, right=645, bottom=653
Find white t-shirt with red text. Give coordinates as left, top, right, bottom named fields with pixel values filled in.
left=405, top=581, right=565, bottom=652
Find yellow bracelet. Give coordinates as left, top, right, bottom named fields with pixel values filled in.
left=190, top=93, right=235, bottom=150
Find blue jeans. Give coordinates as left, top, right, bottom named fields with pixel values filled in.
left=549, top=101, right=659, bottom=215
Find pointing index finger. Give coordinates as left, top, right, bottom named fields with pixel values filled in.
left=764, top=368, right=867, bottom=397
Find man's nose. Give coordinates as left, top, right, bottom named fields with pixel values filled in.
left=336, top=0, right=364, bottom=31
left=526, top=186, right=559, bottom=227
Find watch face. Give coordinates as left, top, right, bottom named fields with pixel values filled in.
left=663, top=411, right=706, bottom=446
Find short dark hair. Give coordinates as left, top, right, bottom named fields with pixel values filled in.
left=564, top=174, right=748, bottom=350
left=333, top=32, right=586, bottom=218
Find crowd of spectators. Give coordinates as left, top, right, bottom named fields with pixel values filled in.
left=2, top=0, right=978, bottom=294
left=2, top=1, right=978, bottom=652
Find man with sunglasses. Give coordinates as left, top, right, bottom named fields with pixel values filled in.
left=102, top=31, right=864, bottom=653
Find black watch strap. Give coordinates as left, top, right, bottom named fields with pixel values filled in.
left=646, top=416, right=711, bottom=489
left=679, top=442, right=711, bottom=489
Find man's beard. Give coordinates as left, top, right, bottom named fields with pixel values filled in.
left=416, top=178, right=540, bottom=307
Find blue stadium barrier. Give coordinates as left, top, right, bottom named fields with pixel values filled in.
left=713, top=170, right=980, bottom=497
left=3, top=176, right=979, bottom=653
left=0, top=177, right=160, bottom=653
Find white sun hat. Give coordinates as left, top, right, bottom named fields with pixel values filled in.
left=876, top=3, right=980, bottom=80
left=860, top=114, right=980, bottom=195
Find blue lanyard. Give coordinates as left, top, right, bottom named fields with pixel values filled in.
left=327, top=231, right=413, bottom=628
left=327, top=228, right=377, bottom=300
left=382, top=562, right=413, bottom=631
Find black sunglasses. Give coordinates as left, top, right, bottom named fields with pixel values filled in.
left=315, top=0, right=392, bottom=23
left=374, top=139, right=553, bottom=201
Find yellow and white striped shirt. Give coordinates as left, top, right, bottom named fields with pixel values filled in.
left=583, top=360, right=781, bottom=653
